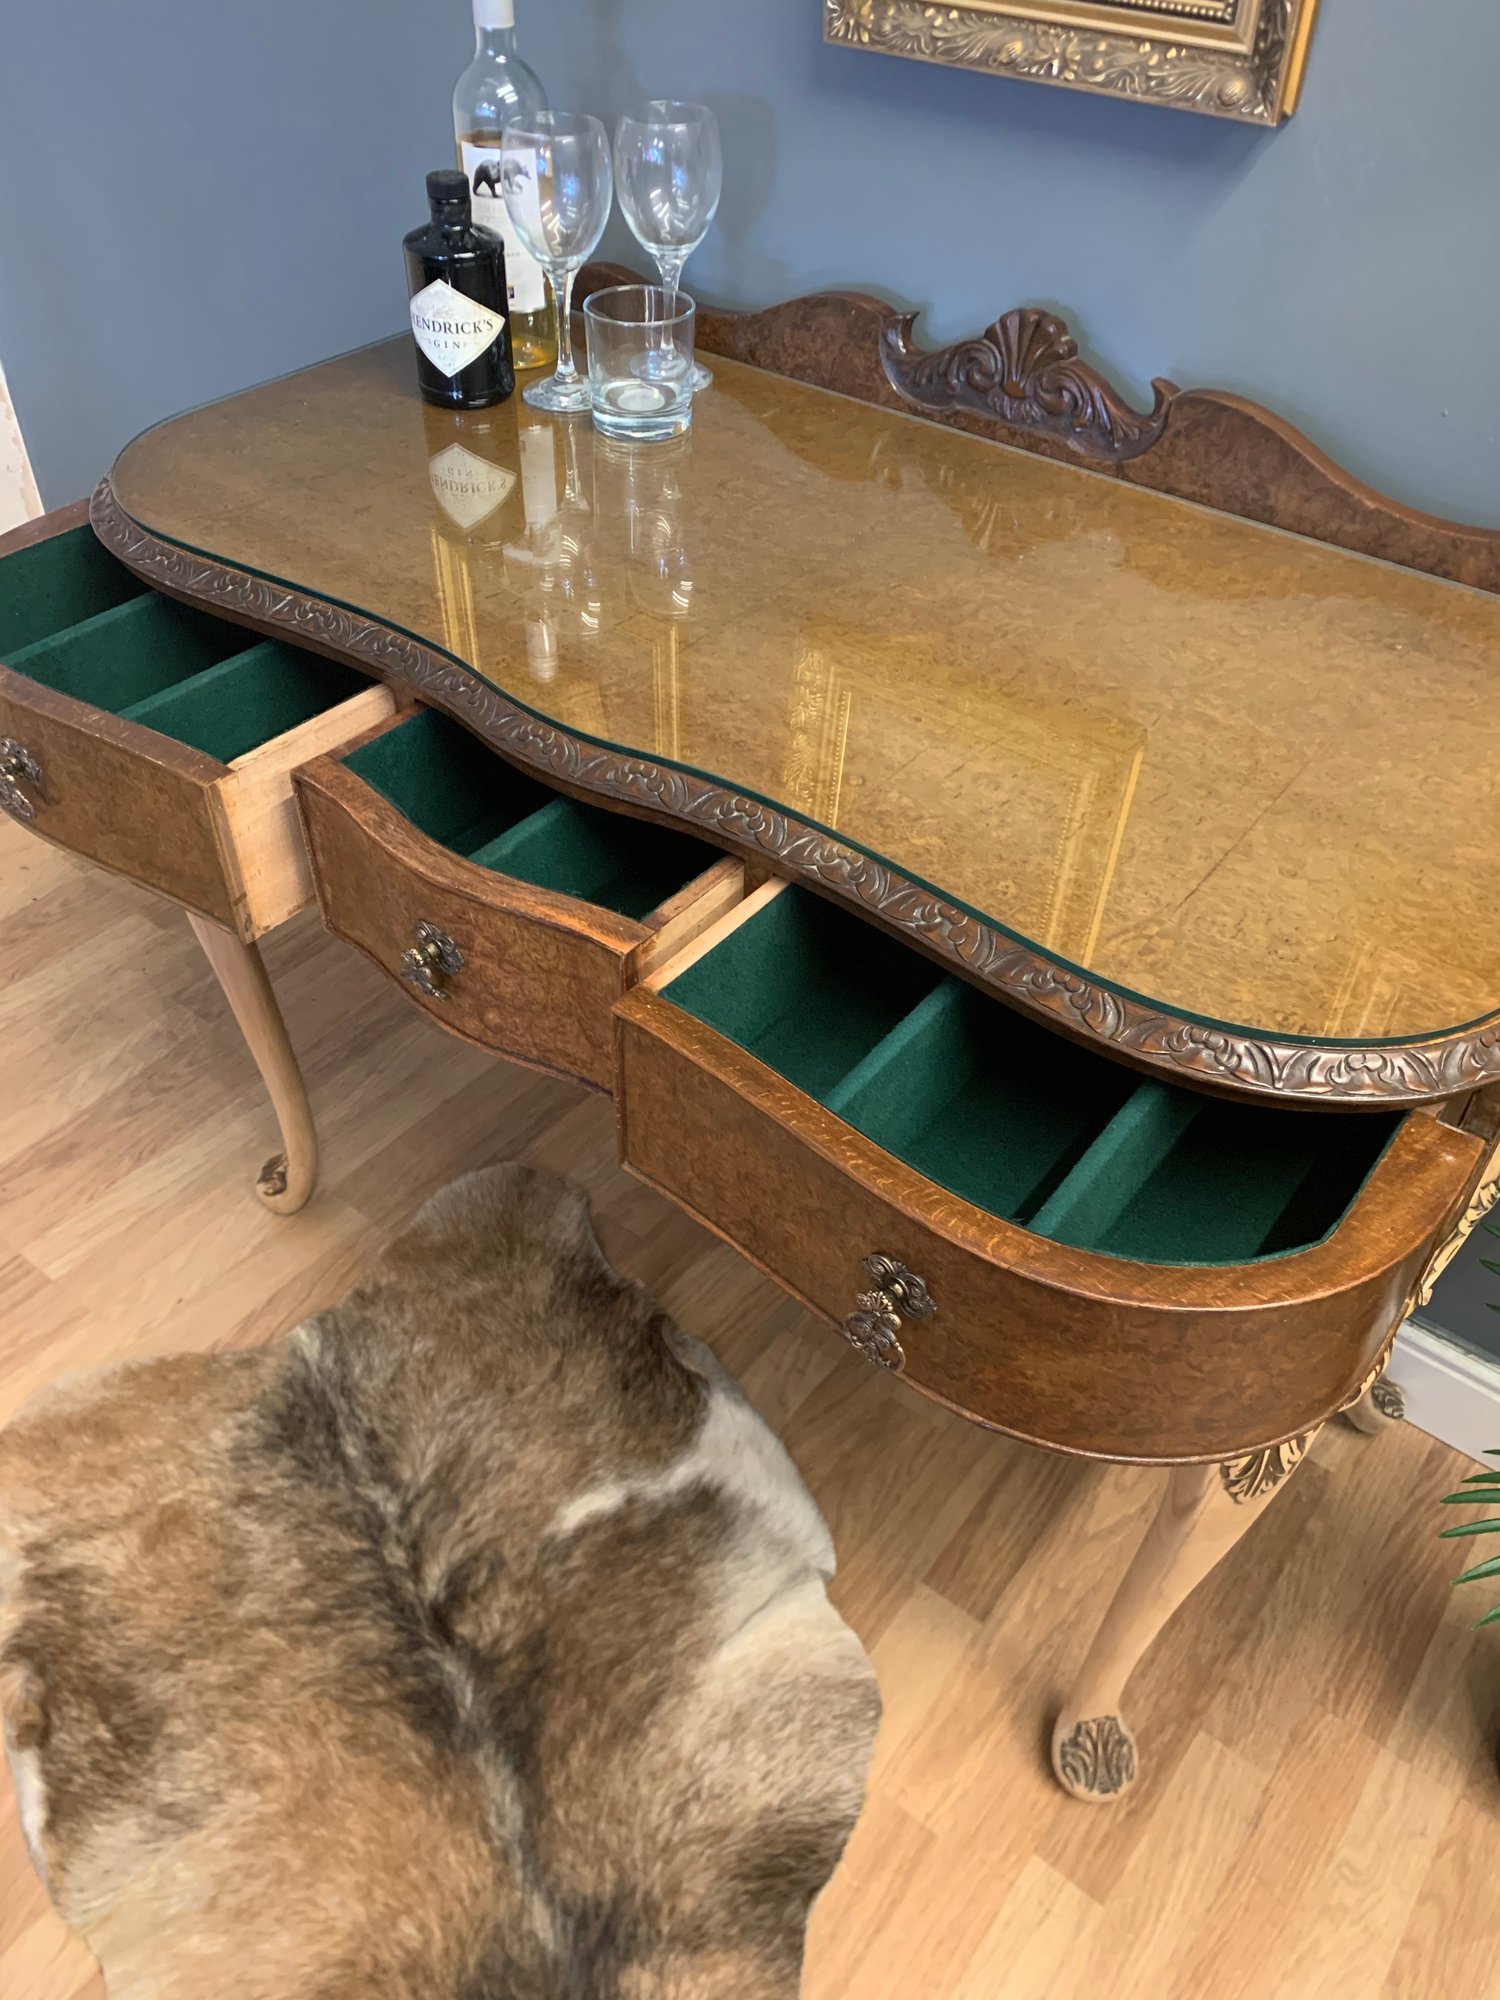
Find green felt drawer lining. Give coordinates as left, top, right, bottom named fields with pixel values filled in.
left=341, top=706, right=720, bottom=922
left=663, top=886, right=1400, bottom=1268
left=0, top=523, right=149, bottom=658
left=662, top=885, right=941, bottom=1103
left=7, top=591, right=252, bottom=714
left=118, top=642, right=370, bottom=764
left=1028, top=1082, right=1201, bottom=1244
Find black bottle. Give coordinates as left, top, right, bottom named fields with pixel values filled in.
left=404, top=168, right=515, bottom=410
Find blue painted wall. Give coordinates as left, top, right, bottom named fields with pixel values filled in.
left=0, top=0, right=463, bottom=506
left=3, top=0, right=1496, bottom=525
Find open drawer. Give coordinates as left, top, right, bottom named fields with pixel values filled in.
left=293, top=706, right=744, bottom=1090
left=615, top=882, right=1485, bottom=1461
left=0, top=510, right=397, bottom=936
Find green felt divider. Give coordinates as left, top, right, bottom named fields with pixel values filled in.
left=0, top=524, right=148, bottom=659
left=118, top=642, right=369, bottom=764
left=469, top=794, right=717, bottom=921
left=343, top=706, right=556, bottom=855
left=6, top=591, right=249, bottom=713
left=344, top=706, right=718, bottom=920
left=664, top=885, right=1403, bottom=1267
left=663, top=888, right=941, bottom=1104
left=831, top=977, right=1138, bottom=1224
left=1045, top=1094, right=1400, bottom=1265
left=1029, top=1083, right=1202, bottom=1245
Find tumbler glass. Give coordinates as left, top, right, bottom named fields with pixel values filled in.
left=583, top=284, right=696, bottom=442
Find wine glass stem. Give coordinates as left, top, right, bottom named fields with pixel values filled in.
left=655, top=253, right=685, bottom=364
left=552, top=265, right=580, bottom=385
left=655, top=252, right=685, bottom=321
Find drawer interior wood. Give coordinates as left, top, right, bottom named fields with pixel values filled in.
left=4, top=528, right=370, bottom=764
left=341, top=707, right=722, bottom=920
left=659, top=888, right=1403, bottom=1268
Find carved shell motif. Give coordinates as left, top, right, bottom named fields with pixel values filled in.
left=881, top=306, right=1175, bottom=461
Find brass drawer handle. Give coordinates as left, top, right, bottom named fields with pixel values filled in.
left=0, top=739, right=42, bottom=822
left=841, top=1255, right=936, bottom=1373
left=399, top=919, right=463, bottom=1001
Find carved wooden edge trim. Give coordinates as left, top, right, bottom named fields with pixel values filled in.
left=91, top=478, right=1500, bottom=1105
left=577, top=263, right=1500, bottom=597
left=824, top=0, right=1314, bottom=128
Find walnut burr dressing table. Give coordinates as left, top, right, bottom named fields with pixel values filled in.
left=4, top=265, right=1499, bottom=1805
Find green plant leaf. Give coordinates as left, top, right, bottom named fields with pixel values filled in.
left=1439, top=1519, right=1500, bottom=1538
left=1453, top=1553, right=1500, bottom=1585
left=1439, top=1490, right=1500, bottom=1504
left=1474, top=1605, right=1500, bottom=1629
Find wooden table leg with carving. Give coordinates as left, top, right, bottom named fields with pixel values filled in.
left=185, top=912, right=318, bottom=1214
left=1051, top=1432, right=1317, bottom=1803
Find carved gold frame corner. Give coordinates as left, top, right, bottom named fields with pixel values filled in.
left=824, top=0, right=1321, bottom=126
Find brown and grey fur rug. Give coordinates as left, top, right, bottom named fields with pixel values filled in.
left=0, top=1165, right=879, bottom=1998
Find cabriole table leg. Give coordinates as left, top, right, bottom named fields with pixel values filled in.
left=186, top=912, right=318, bottom=1215
left=1050, top=1430, right=1319, bottom=1803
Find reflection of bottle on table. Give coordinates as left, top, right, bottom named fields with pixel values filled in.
left=422, top=402, right=521, bottom=660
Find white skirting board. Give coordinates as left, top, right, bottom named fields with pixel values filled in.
left=1388, top=1317, right=1500, bottom=1467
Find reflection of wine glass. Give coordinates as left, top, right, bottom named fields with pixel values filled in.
left=613, top=102, right=721, bottom=391
left=503, top=419, right=601, bottom=679
left=500, top=112, right=613, bottom=415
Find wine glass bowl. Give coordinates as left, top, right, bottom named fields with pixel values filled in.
left=613, top=102, right=721, bottom=390
left=500, top=112, right=614, bottom=414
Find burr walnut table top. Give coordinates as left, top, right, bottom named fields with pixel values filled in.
left=105, top=335, right=1500, bottom=1080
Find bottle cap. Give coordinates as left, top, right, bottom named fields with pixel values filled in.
left=474, top=0, right=516, bottom=27
left=427, top=169, right=470, bottom=207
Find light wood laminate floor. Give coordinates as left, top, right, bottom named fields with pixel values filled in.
left=3, top=817, right=1499, bottom=2000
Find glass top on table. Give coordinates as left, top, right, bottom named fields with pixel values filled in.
left=109, top=336, right=1500, bottom=1052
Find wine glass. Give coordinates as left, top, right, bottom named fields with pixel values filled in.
left=500, top=112, right=614, bottom=414
left=613, top=101, right=721, bottom=390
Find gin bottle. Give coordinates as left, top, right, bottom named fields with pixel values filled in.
left=404, top=170, right=515, bottom=411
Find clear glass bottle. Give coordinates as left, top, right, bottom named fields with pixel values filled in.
left=453, top=0, right=556, bottom=370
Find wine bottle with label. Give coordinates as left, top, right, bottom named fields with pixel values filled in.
left=404, top=170, right=515, bottom=410
left=453, top=0, right=556, bottom=371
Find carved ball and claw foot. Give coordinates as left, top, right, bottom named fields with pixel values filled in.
left=1051, top=1431, right=1315, bottom=1803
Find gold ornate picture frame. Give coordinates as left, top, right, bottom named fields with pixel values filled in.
left=824, top=0, right=1321, bottom=125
